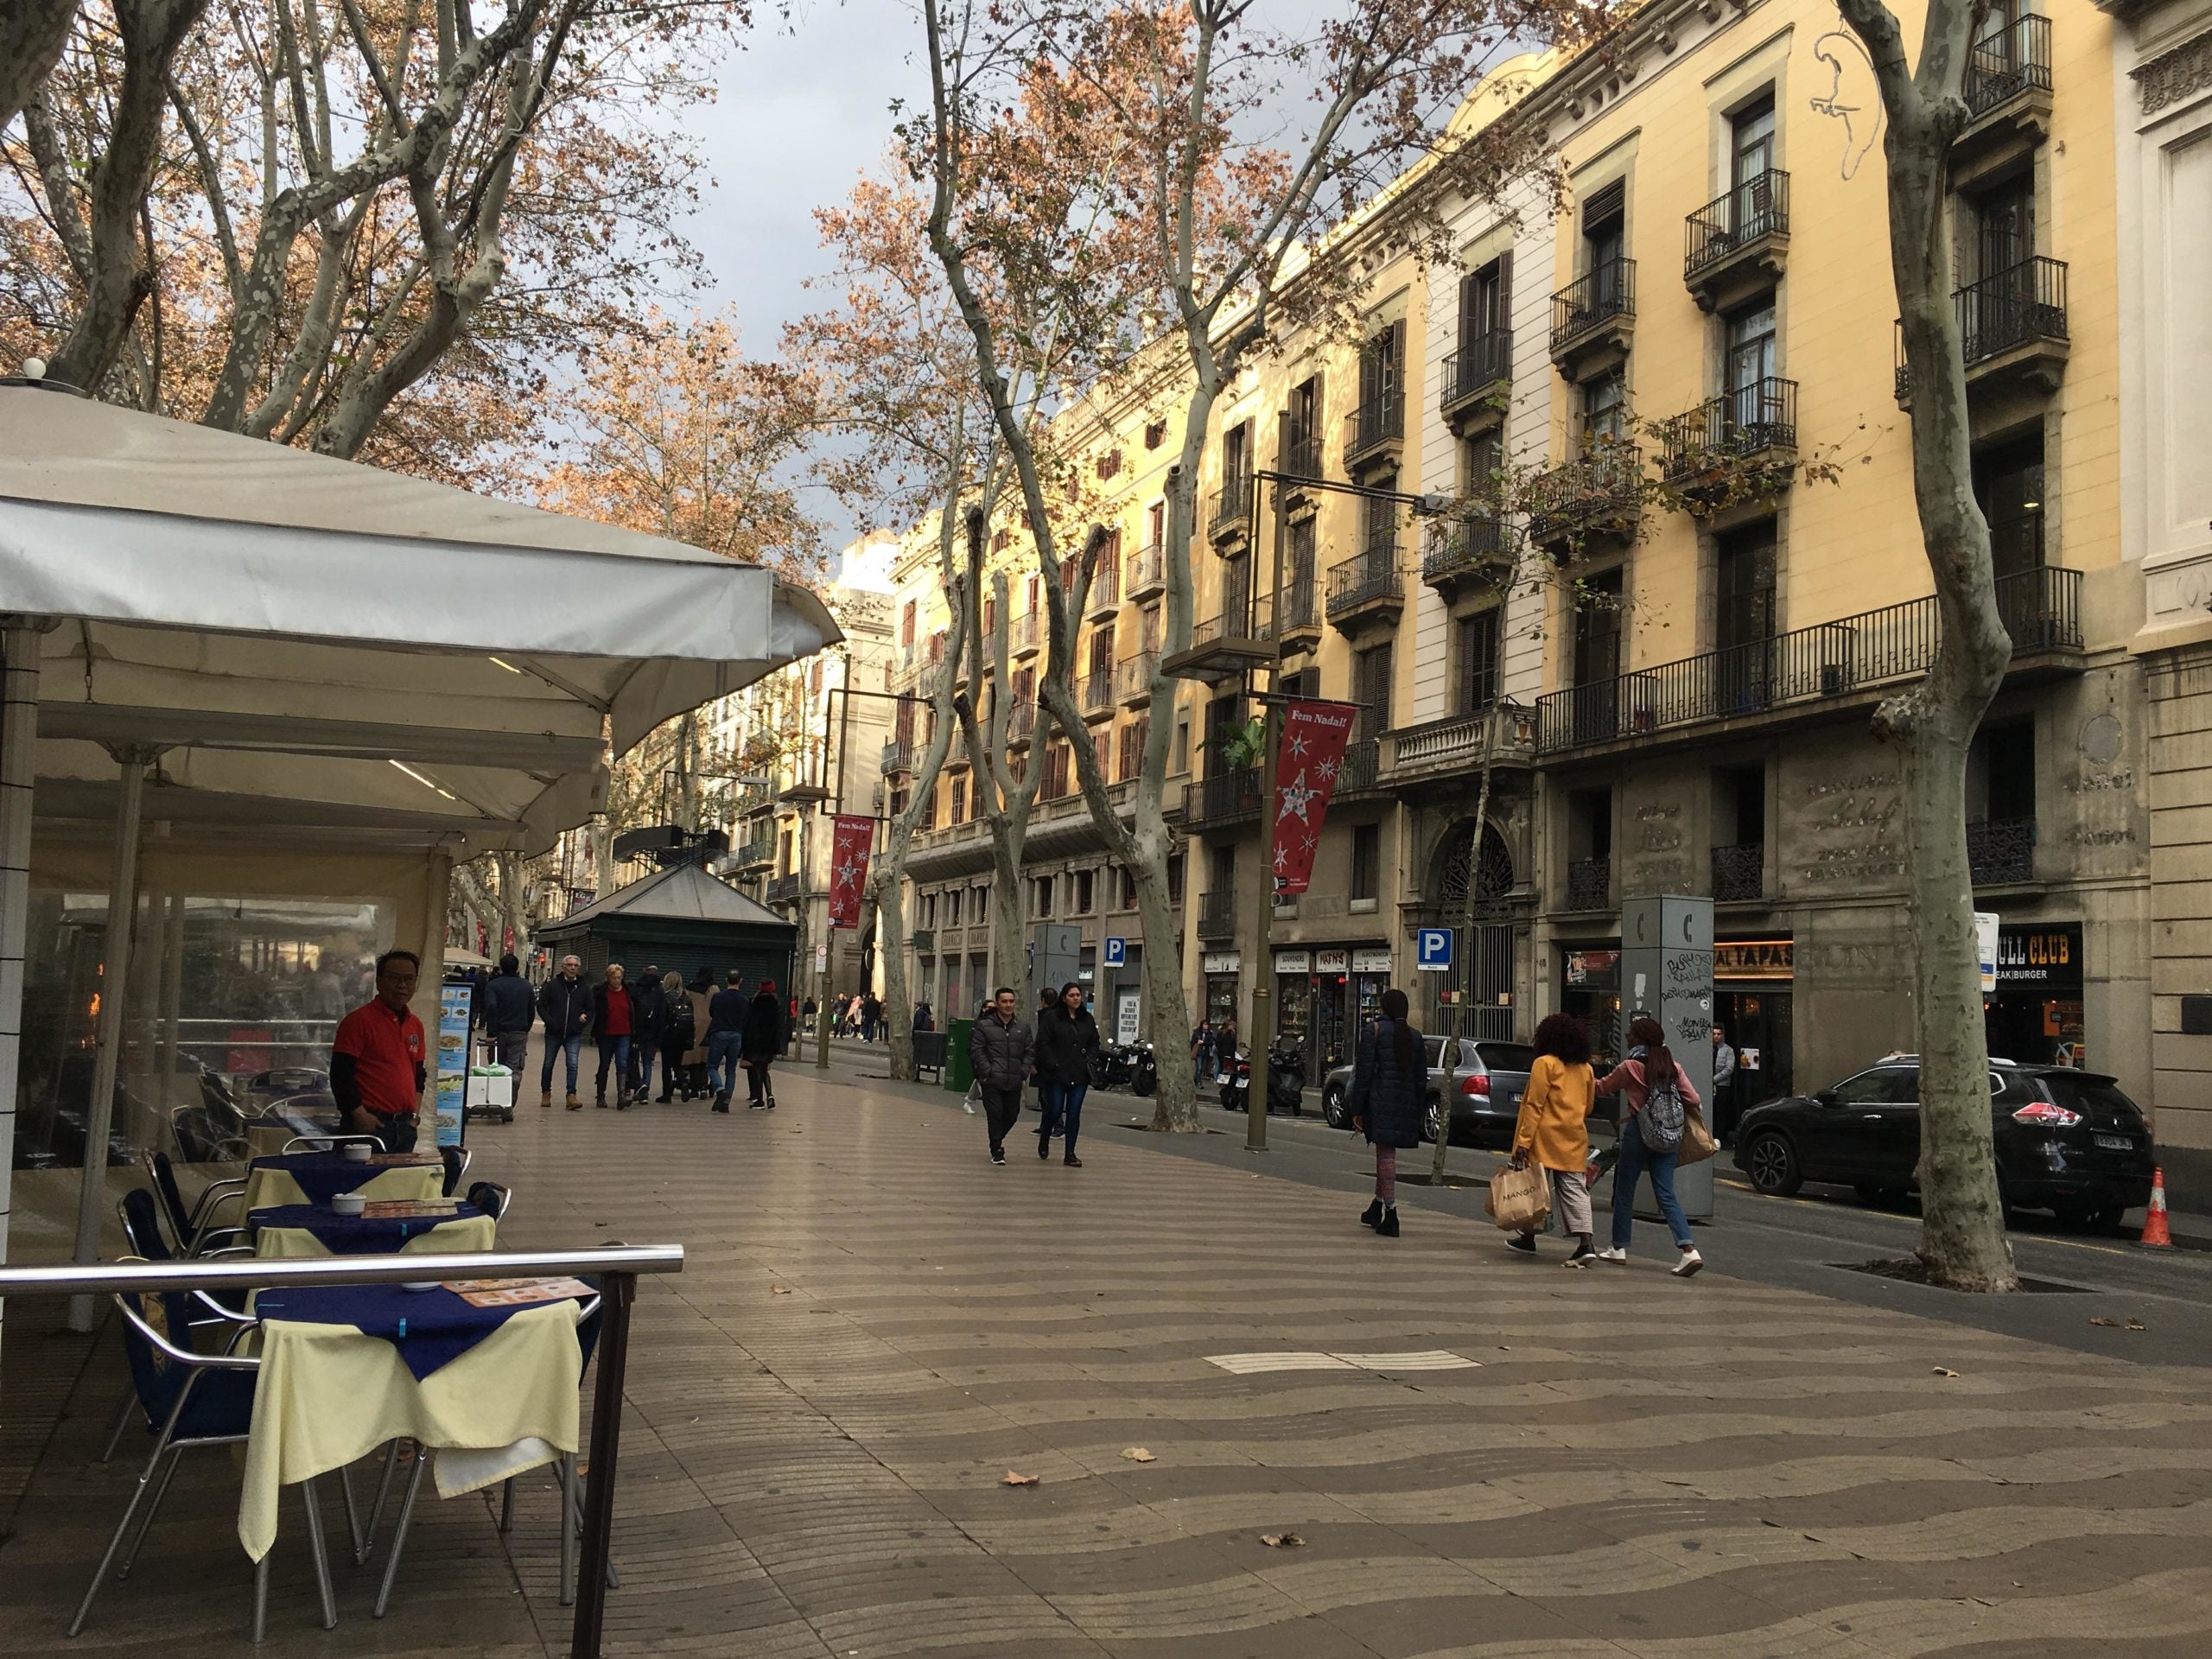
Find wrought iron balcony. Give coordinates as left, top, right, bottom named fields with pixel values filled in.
left=1535, top=567, right=2082, bottom=754
left=733, top=784, right=776, bottom=819
left=733, top=829, right=775, bottom=871
left=1963, top=13, right=2052, bottom=123
left=1086, top=556, right=1121, bottom=616
left=1209, top=477, right=1252, bottom=541
left=1080, top=670, right=1115, bottom=720
left=1342, top=397, right=1405, bottom=472
left=1656, top=378, right=1799, bottom=490
left=1188, top=766, right=1262, bottom=830
left=1524, top=442, right=1642, bottom=550
left=1968, top=817, right=2037, bottom=887
left=1325, top=538, right=1404, bottom=626
left=1198, top=888, right=1238, bottom=941
left=1440, top=328, right=1512, bottom=423
left=1278, top=415, right=1324, bottom=483
left=1683, top=170, right=1789, bottom=305
left=880, top=739, right=912, bottom=775
left=1895, top=257, right=2069, bottom=402
left=1007, top=698, right=1036, bottom=745
left=1565, top=858, right=1611, bottom=912
left=1164, top=596, right=1273, bottom=686
left=1013, top=610, right=1042, bottom=658
left=1280, top=575, right=1321, bottom=645
left=1421, top=512, right=1514, bottom=588
left=1336, top=736, right=1381, bottom=795
left=766, top=872, right=803, bottom=904
left=1114, top=650, right=1158, bottom=704
left=1126, top=540, right=1166, bottom=597
left=1710, top=842, right=1764, bottom=903
left=1550, top=257, right=1636, bottom=359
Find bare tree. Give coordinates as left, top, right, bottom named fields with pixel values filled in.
left=1834, top=0, right=2016, bottom=1292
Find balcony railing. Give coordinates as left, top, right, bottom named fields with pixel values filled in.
left=1440, top=328, right=1512, bottom=416
left=1684, top=170, right=1789, bottom=280
left=1013, top=611, right=1042, bottom=657
left=1281, top=575, right=1320, bottom=634
left=1337, top=736, right=1381, bottom=793
left=1535, top=566, right=2082, bottom=753
left=1656, top=378, right=1799, bottom=485
left=1007, top=698, right=1036, bottom=743
left=1188, top=766, right=1262, bottom=829
left=1210, top=476, right=1252, bottom=539
left=1964, top=13, right=2052, bottom=120
left=1342, top=397, right=1405, bottom=470
left=880, top=738, right=912, bottom=774
left=1710, top=842, right=1764, bottom=903
left=1080, top=670, right=1114, bottom=716
left=734, top=830, right=775, bottom=869
left=1968, top=817, right=2037, bottom=886
left=1278, top=418, right=1324, bottom=482
left=1421, top=512, right=1513, bottom=585
left=1115, top=651, right=1159, bottom=703
left=1087, top=556, right=1121, bottom=615
left=1525, top=442, right=1642, bottom=545
left=1566, top=858, right=1611, bottom=912
left=1895, top=257, right=2069, bottom=400
left=1325, top=539, right=1403, bottom=620
left=1127, top=540, right=1166, bottom=596
left=1550, top=257, right=1636, bottom=354
left=1190, top=592, right=1271, bottom=650
left=766, top=872, right=802, bottom=904
left=1198, top=888, right=1238, bottom=941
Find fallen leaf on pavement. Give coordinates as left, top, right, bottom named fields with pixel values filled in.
left=1932, top=1367, right=1960, bottom=1378
left=1121, top=1447, right=1156, bottom=1463
left=1261, top=1532, right=1305, bottom=1548
left=2089, top=1316, right=2147, bottom=1330
left=770, top=1286, right=792, bottom=1295
left=1001, top=1470, right=1039, bottom=1487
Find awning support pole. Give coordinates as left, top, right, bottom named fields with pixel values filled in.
left=68, top=742, right=161, bottom=1332
left=0, top=618, right=44, bottom=1360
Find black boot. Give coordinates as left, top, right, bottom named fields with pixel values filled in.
left=1359, top=1198, right=1383, bottom=1230
left=1376, top=1205, right=1400, bottom=1238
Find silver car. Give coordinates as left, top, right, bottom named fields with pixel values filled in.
left=1320, top=1037, right=1536, bottom=1147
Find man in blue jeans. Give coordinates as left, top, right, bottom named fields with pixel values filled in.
left=705, top=969, right=749, bottom=1114
left=537, top=955, right=591, bottom=1110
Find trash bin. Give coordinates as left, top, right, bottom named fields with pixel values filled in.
left=944, top=1018, right=975, bottom=1093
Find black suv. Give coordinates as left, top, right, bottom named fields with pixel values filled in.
left=1732, top=1058, right=2154, bottom=1227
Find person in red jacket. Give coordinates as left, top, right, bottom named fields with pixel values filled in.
left=330, top=950, right=428, bottom=1152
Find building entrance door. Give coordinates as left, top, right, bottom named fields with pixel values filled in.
left=1713, top=988, right=1793, bottom=1138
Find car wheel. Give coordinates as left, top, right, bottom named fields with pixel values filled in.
left=1423, top=1099, right=1441, bottom=1144
left=1743, top=1129, right=1802, bottom=1196
left=1322, top=1084, right=1348, bottom=1128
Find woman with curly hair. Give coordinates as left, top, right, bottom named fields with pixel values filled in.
left=1508, top=1012, right=1599, bottom=1264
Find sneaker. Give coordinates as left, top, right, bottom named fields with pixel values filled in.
left=991, top=1147, right=1007, bottom=1166
left=766, top=1096, right=777, bottom=1110
left=1064, top=1154, right=1083, bottom=1168
left=1506, top=1233, right=1537, bottom=1255
left=748, top=1099, right=768, bottom=1111
left=1673, top=1249, right=1705, bottom=1278
left=1376, top=1205, right=1399, bottom=1238
left=1564, top=1243, right=1599, bottom=1268
left=1595, top=1246, right=1629, bottom=1263
left=1359, top=1198, right=1383, bottom=1230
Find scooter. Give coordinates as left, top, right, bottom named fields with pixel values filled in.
left=1266, top=1040, right=1306, bottom=1116
left=1128, top=1041, right=1158, bottom=1096
left=1218, top=1047, right=1249, bottom=1113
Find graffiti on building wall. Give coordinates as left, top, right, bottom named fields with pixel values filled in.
left=1810, top=31, right=1883, bottom=181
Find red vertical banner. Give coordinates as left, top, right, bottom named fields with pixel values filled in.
left=1269, top=700, right=1357, bottom=895
left=828, top=813, right=875, bottom=929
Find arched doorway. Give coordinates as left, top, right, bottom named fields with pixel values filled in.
left=1430, top=821, right=1516, bottom=1038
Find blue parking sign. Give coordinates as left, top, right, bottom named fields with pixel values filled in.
left=1415, top=928, right=1454, bottom=972
left=1103, top=937, right=1127, bottom=969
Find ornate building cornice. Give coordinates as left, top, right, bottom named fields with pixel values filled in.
left=2135, top=28, right=2212, bottom=115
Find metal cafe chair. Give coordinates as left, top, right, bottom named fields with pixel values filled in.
left=145, top=1149, right=249, bottom=1257
left=73, top=1275, right=341, bottom=1642
left=280, top=1133, right=385, bottom=1154
left=99, top=1192, right=253, bottom=1463
left=465, top=1179, right=514, bottom=1225
left=440, top=1144, right=473, bottom=1197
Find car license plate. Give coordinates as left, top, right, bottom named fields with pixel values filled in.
left=2094, top=1134, right=2133, bottom=1151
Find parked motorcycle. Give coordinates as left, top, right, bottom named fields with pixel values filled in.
left=1128, top=1040, right=1158, bottom=1097
left=1267, top=1039, right=1306, bottom=1116
left=1218, top=1046, right=1249, bottom=1112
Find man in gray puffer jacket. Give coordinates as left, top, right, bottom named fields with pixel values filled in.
left=966, top=986, right=1034, bottom=1166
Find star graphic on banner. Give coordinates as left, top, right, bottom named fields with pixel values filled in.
left=1273, top=842, right=1290, bottom=871
left=1277, top=770, right=1318, bottom=823
left=1302, top=832, right=1318, bottom=855
left=1317, top=755, right=1338, bottom=783
left=836, top=859, right=859, bottom=887
left=1287, top=732, right=1309, bottom=760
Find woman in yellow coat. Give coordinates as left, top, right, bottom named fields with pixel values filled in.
left=1509, top=1013, right=1599, bottom=1264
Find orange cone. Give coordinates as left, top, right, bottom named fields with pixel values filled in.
left=2139, top=1167, right=2173, bottom=1249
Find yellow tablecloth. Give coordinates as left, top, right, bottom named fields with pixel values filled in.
left=238, top=1299, right=582, bottom=1561
left=251, top=1212, right=497, bottom=1259
left=240, top=1160, right=444, bottom=1212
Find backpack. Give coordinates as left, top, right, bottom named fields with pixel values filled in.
left=1637, top=1065, right=1686, bottom=1154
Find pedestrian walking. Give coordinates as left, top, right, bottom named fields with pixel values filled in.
left=1594, top=1016, right=1706, bottom=1276
left=1508, top=1012, right=1600, bottom=1265
left=1349, top=988, right=1424, bottom=1238
left=967, top=986, right=1034, bottom=1166
left=741, top=978, right=785, bottom=1110
left=1191, top=1020, right=1215, bottom=1082
left=480, top=952, right=534, bottom=1079
left=705, top=969, right=749, bottom=1113
left=801, top=995, right=817, bottom=1035
left=1711, top=1024, right=1738, bottom=1142
left=656, top=970, right=696, bottom=1101
left=591, top=963, right=637, bottom=1109
left=1214, top=1014, right=1240, bottom=1075
left=1033, top=982, right=1099, bottom=1166
left=860, top=990, right=883, bottom=1043
left=537, top=955, right=591, bottom=1110
left=630, top=963, right=669, bottom=1102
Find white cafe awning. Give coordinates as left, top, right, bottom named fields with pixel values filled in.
left=0, top=386, right=838, bottom=856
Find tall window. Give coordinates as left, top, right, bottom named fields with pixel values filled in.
left=946, top=887, right=962, bottom=925
left=1284, top=375, right=1323, bottom=474
left=1582, top=178, right=1626, bottom=300
left=1208, top=843, right=1236, bottom=899
left=1458, top=608, right=1500, bottom=714
left=1287, top=517, right=1318, bottom=622
left=1033, top=876, right=1054, bottom=918
left=900, top=601, right=917, bottom=650
left=1731, top=95, right=1776, bottom=194
left=1459, top=257, right=1508, bottom=352
left=1073, top=870, right=1095, bottom=914
left=1462, top=429, right=1502, bottom=500
left=1574, top=569, right=1624, bottom=686
left=1974, top=435, right=2045, bottom=582
left=1223, top=421, right=1250, bottom=489
left=1351, top=824, right=1380, bottom=902
left=1141, top=604, right=1162, bottom=653
left=1088, top=622, right=1115, bottom=679
left=1354, top=642, right=1394, bottom=737
left=1583, top=368, right=1629, bottom=446
left=1146, top=500, right=1164, bottom=550
left=1357, top=321, right=1406, bottom=420
left=1715, top=524, right=1777, bottom=712
left=1166, top=853, right=1185, bottom=904
left=1725, top=300, right=1777, bottom=430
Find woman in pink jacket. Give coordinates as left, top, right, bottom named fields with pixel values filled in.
left=1592, top=1015, right=1704, bottom=1276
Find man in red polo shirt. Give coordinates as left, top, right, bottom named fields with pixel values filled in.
left=331, top=950, right=429, bottom=1152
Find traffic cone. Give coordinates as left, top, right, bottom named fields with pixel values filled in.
left=2139, top=1167, right=2173, bottom=1249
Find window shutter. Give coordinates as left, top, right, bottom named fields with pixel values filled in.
left=1583, top=178, right=1625, bottom=228
left=1497, top=250, right=1514, bottom=329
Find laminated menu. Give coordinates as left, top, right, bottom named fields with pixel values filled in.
left=442, top=1276, right=594, bottom=1309
left=360, top=1198, right=465, bottom=1218
left=366, top=1151, right=442, bottom=1166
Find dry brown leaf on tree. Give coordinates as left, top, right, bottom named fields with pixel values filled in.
left=1001, top=1470, right=1039, bottom=1487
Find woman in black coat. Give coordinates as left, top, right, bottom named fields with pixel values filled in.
left=1031, top=982, right=1101, bottom=1166
left=738, top=979, right=786, bottom=1110
left=1349, top=987, right=1425, bottom=1237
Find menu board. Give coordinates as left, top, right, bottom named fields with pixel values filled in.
left=435, top=982, right=471, bottom=1148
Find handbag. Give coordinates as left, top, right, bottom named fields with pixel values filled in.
left=1486, top=1161, right=1553, bottom=1232
left=1677, top=1103, right=1717, bottom=1166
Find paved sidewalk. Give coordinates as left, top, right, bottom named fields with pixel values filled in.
left=4, top=1063, right=2211, bottom=1657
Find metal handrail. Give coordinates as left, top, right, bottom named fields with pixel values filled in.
left=1965, top=13, right=2052, bottom=119
left=1441, top=329, right=1512, bottom=414
left=1684, top=170, right=1789, bottom=278
left=0, top=1244, right=681, bottom=1659
left=1550, top=257, right=1636, bottom=353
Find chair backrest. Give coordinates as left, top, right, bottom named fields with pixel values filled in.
left=441, top=1145, right=469, bottom=1197
left=118, top=1188, right=175, bottom=1262
left=147, top=1152, right=194, bottom=1246
left=465, top=1179, right=510, bottom=1222
left=114, top=1284, right=206, bottom=1424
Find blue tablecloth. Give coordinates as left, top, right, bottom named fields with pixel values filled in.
left=246, top=1152, right=438, bottom=1207
left=248, top=1202, right=485, bottom=1254
left=253, top=1283, right=576, bottom=1381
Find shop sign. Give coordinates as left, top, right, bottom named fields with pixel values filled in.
left=1713, top=939, right=1795, bottom=981
left=1273, top=950, right=1313, bottom=975
left=1564, top=949, right=1618, bottom=986
left=1202, top=951, right=1241, bottom=975
left=1996, top=922, right=2082, bottom=990
left=1351, top=948, right=1392, bottom=975
left=1315, top=947, right=1350, bottom=975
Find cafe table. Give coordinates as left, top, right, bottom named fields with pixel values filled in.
left=241, top=1150, right=444, bottom=1212
left=238, top=1279, right=589, bottom=1563
left=249, top=1200, right=497, bottom=1259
